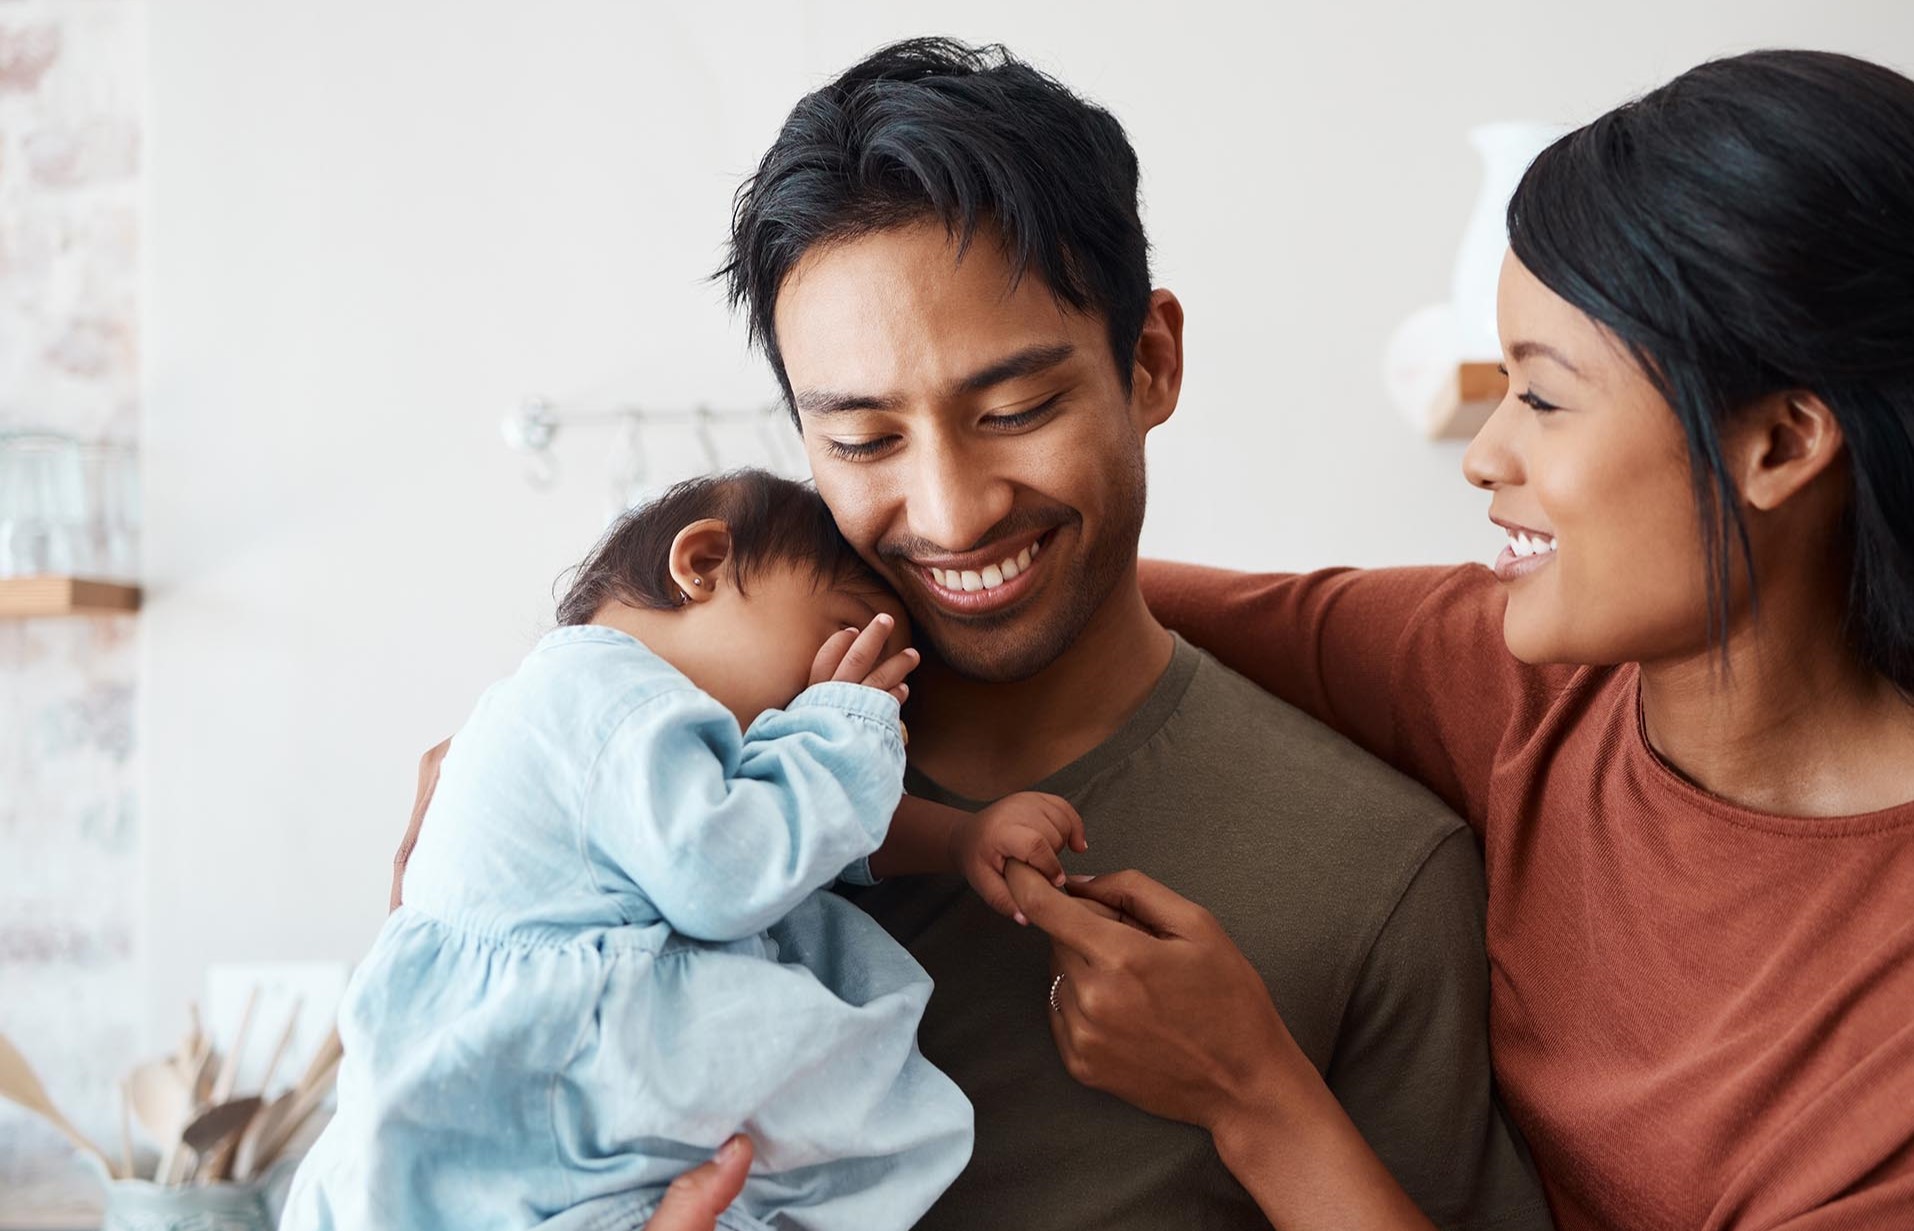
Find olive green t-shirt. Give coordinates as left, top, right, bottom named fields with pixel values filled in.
left=847, top=636, right=1551, bottom=1230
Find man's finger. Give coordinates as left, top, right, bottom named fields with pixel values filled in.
left=1064, top=869, right=1211, bottom=938
left=391, top=739, right=451, bottom=913
left=1005, top=862, right=1138, bottom=961
left=648, top=1135, right=752, bottom=1230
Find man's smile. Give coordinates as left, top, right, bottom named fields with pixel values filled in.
left=908, top=529, right=1057, bottom=616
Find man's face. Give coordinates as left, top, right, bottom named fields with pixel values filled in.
left=774, top=221, right=1175, bottom=683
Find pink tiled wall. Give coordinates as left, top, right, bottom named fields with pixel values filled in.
left=0, top=0, right=144, bottom=1217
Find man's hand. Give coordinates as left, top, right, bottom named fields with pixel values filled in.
left=390, top=739, right=451, bottom=912
left=645, top=1135, right=753, bottom=1230
left=809, top=613, right=918, bottom=704
left=954, top=792, right=1088, bottom=923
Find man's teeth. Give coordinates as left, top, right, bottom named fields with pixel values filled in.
left=1508, top=532, right=1558, bottom=559
left=930, top=542, right=1040, bottom=592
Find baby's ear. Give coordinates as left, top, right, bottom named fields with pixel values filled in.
left=668, top=519, right=733, bottom=602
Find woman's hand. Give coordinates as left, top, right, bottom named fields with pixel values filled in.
left=1003, top=863, right=1296, bottom=1132
left=1005, top=864, right=1436, bottom=1230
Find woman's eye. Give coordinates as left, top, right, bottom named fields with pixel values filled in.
left=1517, top=390, right=1562, bottom=413
left=823, top=436, right=897, bottom=461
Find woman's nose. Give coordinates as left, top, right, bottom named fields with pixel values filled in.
left=1462, top=394, right=1523, bottom=491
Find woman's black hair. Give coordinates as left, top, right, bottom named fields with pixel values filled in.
left=717, top=36, right=1152, bottom=420
left=555, top=469, right=876, bottom=625
left=1508, top=49, right=1914, bottom=693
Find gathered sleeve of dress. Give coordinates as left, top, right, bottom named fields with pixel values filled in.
left=581, top=680, right=907, bottom=941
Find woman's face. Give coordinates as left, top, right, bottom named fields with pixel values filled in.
left=1462, top=252, right=1718, bottom=666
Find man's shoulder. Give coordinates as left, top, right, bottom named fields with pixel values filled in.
left=1149, top=644, right=1466, bottom=851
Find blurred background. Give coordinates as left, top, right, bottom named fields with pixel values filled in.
left=4, top=0, right=1911, bottom=1220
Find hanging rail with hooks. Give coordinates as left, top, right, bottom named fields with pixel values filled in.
left=499, top=397, right=802, bottom=496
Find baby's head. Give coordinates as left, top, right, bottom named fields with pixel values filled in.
left=558, top=469, right=909, bottom=728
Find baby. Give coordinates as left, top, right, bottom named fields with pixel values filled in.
left=282, top=470, right=1088, bottom=1231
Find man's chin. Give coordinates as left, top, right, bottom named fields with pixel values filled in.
left=919, top=619, right=1075, bottom=684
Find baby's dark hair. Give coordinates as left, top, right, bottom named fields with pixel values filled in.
left=556, top=469, right=878, bottom=625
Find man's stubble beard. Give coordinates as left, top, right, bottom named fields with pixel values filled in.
left=913, top=448, right=1148, bottom=685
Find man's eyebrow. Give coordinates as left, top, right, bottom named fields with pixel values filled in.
left=954, top=343, right=1077, bottom=395
left=793, top=342, right=1078, bottom=417
left=793, top=389, right=905, bottom=417
left=1508, top=340, right=1584, bottom=377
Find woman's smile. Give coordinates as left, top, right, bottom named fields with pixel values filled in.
left=1490, top=515, right=1558, bottom=582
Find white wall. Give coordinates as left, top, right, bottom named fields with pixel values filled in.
left=142, top=0, right=1914, bottom=1039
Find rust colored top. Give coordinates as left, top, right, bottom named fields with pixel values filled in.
left=1142, top=561, right=1914, bottom=1231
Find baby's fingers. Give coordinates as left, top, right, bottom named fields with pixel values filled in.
left=862, top=646, right=920, bottom=695
left=831, top=614, right=895, bottom=685
left=809, top=628, right=859, bottom=687
left=1017, top=830, right=1068, bottom=887
left=1055, top=799, right=1089, bottom=853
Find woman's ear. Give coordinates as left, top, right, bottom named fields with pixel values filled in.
left=1733, top=391, right=1846, bottom=513
left=668, top=519, right=732, bottom=603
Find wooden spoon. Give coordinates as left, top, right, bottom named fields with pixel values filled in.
left=210, top=986, right=259, bottom=1105
left=0, top=1032, right=116, bottom=1177
left=178, top=1095, right=262, bottom=1166
left=247, top=1048, right=340, bottom=1176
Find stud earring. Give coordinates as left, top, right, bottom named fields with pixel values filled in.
left=691, top=577, right=704, bottom=587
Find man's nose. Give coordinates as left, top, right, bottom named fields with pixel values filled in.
left=906, top=434, right=1015, bottom=553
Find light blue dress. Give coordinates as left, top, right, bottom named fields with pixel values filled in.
left=281, top=626, right=973, bottom=1231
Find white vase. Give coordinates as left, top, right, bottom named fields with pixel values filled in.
left=1450, top=121, right=1567, bottom=360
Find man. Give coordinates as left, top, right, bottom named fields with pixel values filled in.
left=399, top=37, right=1548, bottom=1231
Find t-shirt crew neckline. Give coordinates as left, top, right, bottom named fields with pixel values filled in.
left=904, top=634, right=1202, bottom=810
left=1624, top=666, right=1914, bottom=839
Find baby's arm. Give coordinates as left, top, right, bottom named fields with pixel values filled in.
left=872, top=793, right=1088, bottom=923
left=584, top=632, right=913, bottom=942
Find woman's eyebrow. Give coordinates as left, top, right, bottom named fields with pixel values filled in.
left=1508, top=339, right=1584, bottom=377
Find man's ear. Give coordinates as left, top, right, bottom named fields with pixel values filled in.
left=1132, top=288, right=1184, bottom=433
left=668, top=519, right=732, bottom=602
left=1732, top=392, right=1845, bottom=513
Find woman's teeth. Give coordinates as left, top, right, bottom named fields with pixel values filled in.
left=1508, top=531, right=1558, bottom=559
left=930, top=540, right=1040, bottom=592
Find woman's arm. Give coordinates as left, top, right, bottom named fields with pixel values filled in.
left=1007, top=863, right=1437, bottom=1231
left=1142, top=561, right=1541, bottom=828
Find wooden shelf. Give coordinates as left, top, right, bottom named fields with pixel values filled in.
left=1426, top=362, right=1510, bottom=440
left=0, top=576, right=142, bottom=618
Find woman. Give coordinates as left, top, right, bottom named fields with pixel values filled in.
left=1008, top=48, right=1914, bottom=1230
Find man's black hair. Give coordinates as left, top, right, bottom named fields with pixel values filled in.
left=718, top=37, right=1152, bottom=420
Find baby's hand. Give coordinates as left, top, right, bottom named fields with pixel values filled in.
left=810, top=613, right=918, bottom=705
left=953, top=792, right=1089, bottom=924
